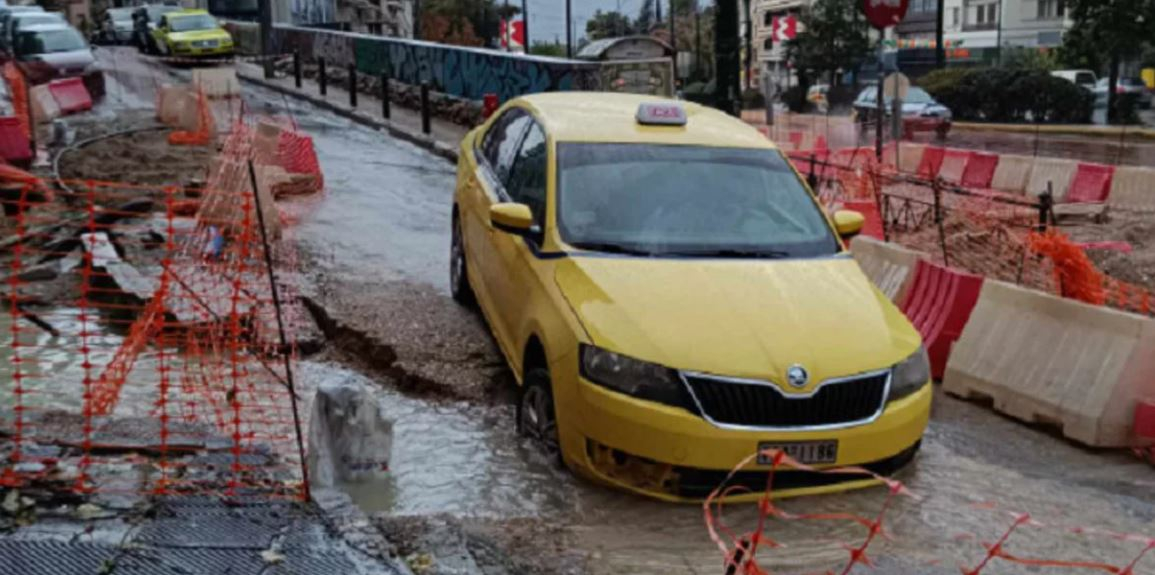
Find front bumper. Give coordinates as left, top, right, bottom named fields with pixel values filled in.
left=170, top=44, right=235, bottom=58
left=562, top=374, right=932, bottom=502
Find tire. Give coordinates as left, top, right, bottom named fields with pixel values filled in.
left=449, top=212, right=475, bottom=306
left=517, top=367, right=562, bottom=465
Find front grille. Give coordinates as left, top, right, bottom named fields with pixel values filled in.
left=684, top=371, right=889, bottom=428
left=193, top=40, right=218, bottom=48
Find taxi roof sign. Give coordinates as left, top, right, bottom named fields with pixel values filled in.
left=636, top=102, right=687, bottom=126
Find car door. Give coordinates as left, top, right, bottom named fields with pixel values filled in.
left=463, top=107, right=531, bottom=348
left=487, top=119, right=549, bottom=351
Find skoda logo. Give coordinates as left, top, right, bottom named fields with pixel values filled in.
left=786, top=365, right=809, bottom=388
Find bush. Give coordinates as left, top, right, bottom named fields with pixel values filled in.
left=741, top=87, right=766, bottom=110
left=919, top=68, right=1092, bottom=124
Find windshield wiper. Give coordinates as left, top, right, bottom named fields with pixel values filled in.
left=660, top=248, right=793, bottom=259
left=570, top=241, right=655, bottom=256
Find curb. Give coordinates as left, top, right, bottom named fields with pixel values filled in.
left=236, top=72, right=460, bottom=164
left=952, top=121, right=1155, bottom=140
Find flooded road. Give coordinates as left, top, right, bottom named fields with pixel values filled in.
left=29, top=49, right=1155, bottom=574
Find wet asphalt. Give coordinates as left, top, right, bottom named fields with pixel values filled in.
left=70, top=48, right=1155, bottom=574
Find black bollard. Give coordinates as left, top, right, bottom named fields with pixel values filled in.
left=420, top=82, right=431, bottom=135
left=348, top=63, right=357, bottom=108
left=381, top=73, right=391, bottom=119
left=293, top=50, right=301, bottom=89
left=318, top=57, right=327, bottom=96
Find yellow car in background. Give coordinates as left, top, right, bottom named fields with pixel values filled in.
left=152, top=10, right=233, bottom=58
left=450, top=92, right=932, bottom=502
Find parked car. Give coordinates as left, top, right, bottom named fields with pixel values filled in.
left=450, top=93, right=932, bottom=501
left=1093, top=77, right=1153, bottom=110
left=2, top=10, right=63, bottom=56
left=0, top=4, right=43, bottom=52
left=12, top=23, right=104, bottom=98
left=150, top=10, right=233, bottom=58
left=99, top=7, right=134, bottom=44
left=131, top=4, right=180, bottom=54
left=1051, top=69, right=1098, bottom=91
left=852, top=85, right=952, bottom=138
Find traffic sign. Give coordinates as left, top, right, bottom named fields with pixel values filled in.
left=861, top=0, right=910, bottom=29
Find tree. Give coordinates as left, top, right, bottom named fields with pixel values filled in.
left=586, top=10, right=635, bottom=40
left=530, top=41, right=567, bottom=57
left=784, top=0, right=874, bottom=87
left=636, top=0, right=657, bottom=33
left=1061, top=0, right=1155, bottom=123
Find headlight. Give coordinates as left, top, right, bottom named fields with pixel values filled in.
left=889, top=345, right=930, bottom=402
left=580, top=345, right=685, bottom=407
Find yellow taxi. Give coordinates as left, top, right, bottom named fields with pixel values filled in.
left=450, top=92, right=931, bottom=502
left=152, top=10, right=233, bottom=58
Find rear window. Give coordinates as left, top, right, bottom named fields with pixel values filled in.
left=1075, top=72, right=1095, bottom=85
left=16, top=27, right=87, bottom=55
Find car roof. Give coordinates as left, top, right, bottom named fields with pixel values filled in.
left=13, top=11, right=62, bottom=20
left=511, top=92, right=775, bottom=149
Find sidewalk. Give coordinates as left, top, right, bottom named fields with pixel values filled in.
left=234, top=62, right=469, bottom=164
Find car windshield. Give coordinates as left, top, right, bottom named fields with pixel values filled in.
left=1120, top=78, right=1145, bottom=87
left=14, top=13, right=62, bottom=29
left=16, top=28, right=87, bottom=55
left=556, top=144, right=840, bottom=258
left=903, top=87, right=934, bottom=104
left=169, top=14, right=216, bottom=31
left=146, top=6, right=179, bottom=20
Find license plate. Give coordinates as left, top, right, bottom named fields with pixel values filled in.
left=757, top=440, right=838, bottom=465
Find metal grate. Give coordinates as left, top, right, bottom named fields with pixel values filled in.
left=683, top=371, right=889, bottom=429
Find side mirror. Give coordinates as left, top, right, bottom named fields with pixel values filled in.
left=833, top=209, right=865, bottom=240
left=490, top=203, right=537, bottom=237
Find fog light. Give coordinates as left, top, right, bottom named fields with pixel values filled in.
left=587, top=440, right=678, bottom=495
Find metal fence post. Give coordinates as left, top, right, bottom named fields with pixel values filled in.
left=318, top=57, right=327, bottom=96
left=381, top=73, right=391, bottom=120
left=807, top=153, right=818, bottom=190
left=293, top=50, right=301, bottom=89
left=420, top=82, right=431, bottom=135
left=348, top=63, right=357, bottom=108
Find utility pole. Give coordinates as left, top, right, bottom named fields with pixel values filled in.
left=714, top=0, right=740, bottom=115
left=566, top=0, right=573, bottom=57
left=670, top=0, right=677, bottom=53
left=258, top=0, right=272, bottom=78
left=413, top=0, right=422, bottom=39
left=695, top=5, right=701, bottom=78
left=522, top=0, right=529, bottom=48
left=994, top=0, right=1003, bottom=66
left=743, top=0, right=752, bottom=89
left=934, top=0, right=945, bottom=68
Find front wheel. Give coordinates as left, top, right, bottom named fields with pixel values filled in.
left=449, top=213, right=474, bottom=305
left=517, top=368, right=561, bottom=465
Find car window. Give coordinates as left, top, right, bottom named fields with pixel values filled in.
left=480, top=108, right=530, bottom=185
left=16, top=28, right=86, bottom=55
left=170, top=14, right=216, bottom=32
left=557, top=144, right=840, bottom=258
left=505, top=122, right=548, bottom=228
left=158, top=15, right=167, bottom=28
left=903, top=87, right=934, bottom=104
left=1075, top=72, right=1095, bottom=85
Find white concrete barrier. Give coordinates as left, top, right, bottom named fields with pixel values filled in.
left=29, top=85, right=60, bottom=124
left=943, top=280, right=1155, bottom=447
left=307, top=379, right=393, bottom=488
left=897, top=142, right=925, bottom=175
left=850, top=236, right=925, bottom=303
left=1107, top=166, right=1155, bottom=213
left=1025, top=157, right=1077, bottom=201
left=156, top=84, right=188, bottom=126
left=990, top=154, right=1034, bottom=195
left=191, top=67, right=240, bottom=99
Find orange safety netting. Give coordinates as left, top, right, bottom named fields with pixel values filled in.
left=1029, top=230, right=1153, bottom=316
left=708, top=449, right=1155, bottom=575
left=168, top=90, right=216, bottom=146
left=0, top=122, right=314, bottom=500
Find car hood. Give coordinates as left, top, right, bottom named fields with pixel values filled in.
left=27, top=50, right=95, bottom=70
left=554, top=254, right=920, bottom=386
left=167, top=29, right=230, bottom=42
left=901, top=102, right=949, bottom=117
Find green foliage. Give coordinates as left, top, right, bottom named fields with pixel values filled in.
left=1000, top=47, right=1059, bottom=71
left=636, top=0, right=657, bottom=33
left=784, top=0, right=873, bottom=83
left=586, top=10, right=635, bottom=41
left=920, top=68, right=1093, bottom=124
left=781, top=85, right=810, bottom=113
left=1061, top=0, right=1155, bottom=122
left=530, top=42, right=567, bottom=57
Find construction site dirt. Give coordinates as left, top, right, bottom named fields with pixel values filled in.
left=2, top=48, right=1153, bottom=575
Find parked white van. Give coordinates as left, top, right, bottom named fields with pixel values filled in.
left=1051, top=69, right=1098, bottom=91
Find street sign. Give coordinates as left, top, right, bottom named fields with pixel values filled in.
left=882, top=72, right=910, bottom=100
left=770, top=15, right=798, bottom=42
left=499, top=18, right=526, bottom=52
left=861, top=0, right=910, bottom=30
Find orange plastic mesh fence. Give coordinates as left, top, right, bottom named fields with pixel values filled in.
left=709, top=450, right=1155, bottom=575
left=0, top=124, right=310, bottom=500
left=168, top=90, right=216, bottom=146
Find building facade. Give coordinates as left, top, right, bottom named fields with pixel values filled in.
left=751, top=0, right=809, bottom=91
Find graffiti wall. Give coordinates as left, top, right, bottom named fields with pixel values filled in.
left=254, top=25, right=600, bottom=102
